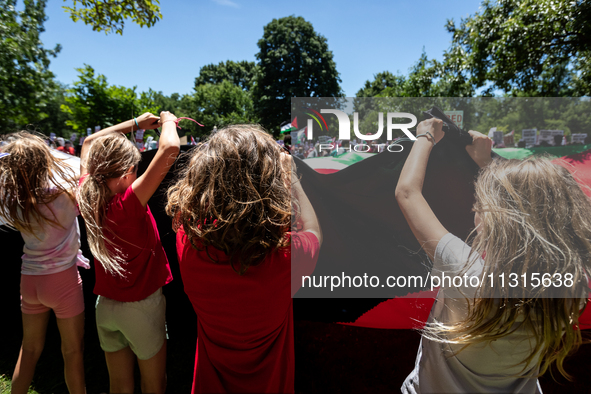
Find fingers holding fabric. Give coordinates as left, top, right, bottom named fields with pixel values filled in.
left=465, top=130, right=493, bottom=168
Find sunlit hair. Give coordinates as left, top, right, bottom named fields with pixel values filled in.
left=77, top=134, right=141, bottom=276
left=424, top=158, right=591, bottom=379
left=166, top=124, right=292, bottom=275
left=0, top=132, right=77, bottom=234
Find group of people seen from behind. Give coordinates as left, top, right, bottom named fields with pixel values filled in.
left=1, top=113, right=590, bottom=394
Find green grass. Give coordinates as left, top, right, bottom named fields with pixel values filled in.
left=0, top=374, right=40, bottom=394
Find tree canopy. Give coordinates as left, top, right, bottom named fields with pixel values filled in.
left=184, top=80, right=258, bottom=132
left=253, top=16, right=342, bottom=133
left=0, top=0, right=61, bottom=132
left=7, top=0, right=590, bottom=142
left=195, top=60, right=258, bottom=92
left=63, top=0, right=162, bottom=35
left=444, top=0, right=591, bottom=95
left=357, top=52, right=474, bottom=100
left=359, top=0, right=590, bottom=99
left=60, top=65, right=157, bottom=131
left=356, top=71, right=403, bottom=98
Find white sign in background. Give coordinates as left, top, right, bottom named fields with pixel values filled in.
left=444, top=111, right=464, bottom=129
left=522, top=129, right=537, bottom=147
left=135, top=129, right=145, bottom=141
left=538, top=130, right=563, bottom=146
left=571, top=133, right=588, bottom=144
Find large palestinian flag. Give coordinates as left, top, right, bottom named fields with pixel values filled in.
left=2, top=143, right=591, bottom=392
left=299, top=146, right=591, bottom=330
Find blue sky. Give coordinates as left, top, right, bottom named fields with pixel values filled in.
left=41, top=0, right=482, bottom=97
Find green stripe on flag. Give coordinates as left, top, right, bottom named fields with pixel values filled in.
left=493, top=144, right=591, bottom=160
left=332, top=152, right=373, bottom=166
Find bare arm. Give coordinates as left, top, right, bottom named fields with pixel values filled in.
left=465, top=130, right=493, bottom=168
left=80, top=113, right=160, bottom=176
left=285, top=154, right=322, bottom=246
left=395, top=119, right=448, bottom=260
left=131, top=111, right=180, bottom=207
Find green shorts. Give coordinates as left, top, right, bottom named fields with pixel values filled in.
left=95, top=288, right=167, bottom=360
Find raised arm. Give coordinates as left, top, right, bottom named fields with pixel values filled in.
left=285, top=154, right=322, bottom=246
left=131, top=111, right=180, bottom=207
left=395, top=119, right=448, bottom=260
left=465, top=130, right=493, bottom=168
left=80, top=112, right=160, bottom=176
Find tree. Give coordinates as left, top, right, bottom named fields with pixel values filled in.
left=356, top=71, right=404, bottom=98
left=358, top=0, right=589, bottom=98
left=253, top=16, right=343, bottom=133
left=357, top=51, right=475, bottom=100
left=60, top=64, right=158, bottom=131
left=444, top=0, right=591, bottom=95
left=62, top=0, right=162, bottom=35
left=195, top=60, right=258, bottom=91
left=183, top=80, right=258, bottom=136
left=0, top=0, right=61, bottom=132
left=137, top=89, right=185, bottom=116
left=35, top=82, right=73, bottom=136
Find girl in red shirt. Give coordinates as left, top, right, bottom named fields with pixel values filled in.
left=77, top=112, right=180, bottom=394
left=166, top=124, right=321, bottom=393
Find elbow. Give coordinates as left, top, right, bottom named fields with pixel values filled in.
left=395, top=185, right=422, bottom=213
left=160, top=143, right=180, bottom=158
left=81, top=138, right=92, bottom=152
left=395, top=185, right=413, bottom=203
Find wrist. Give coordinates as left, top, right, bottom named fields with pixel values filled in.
left=477, top=157, right=493, bottom=168
left=162, top=119, right=177, bottom=127
left=415, top=132, right=436, bottom=146
left=414, top=136, right=434, bottom=150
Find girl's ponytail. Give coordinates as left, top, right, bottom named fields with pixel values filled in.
left=77, top=134, right=141, bottom=276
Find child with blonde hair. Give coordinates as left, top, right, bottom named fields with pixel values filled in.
left=77, top=112, right=180, bottom=394
left=1, top=132, right=89, bottom=394
left=166, top=124, right=321, bottom=393
left=396, top=119, right=591, bottom=393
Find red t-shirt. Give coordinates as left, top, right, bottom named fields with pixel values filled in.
left=176, top=228, right=319, bottom=394
left=87, top=180, right=172, bottom=302
left=56, top=146, right=75, bottom=155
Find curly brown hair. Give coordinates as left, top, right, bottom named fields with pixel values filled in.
left=166, top=124, right=292, bottom=275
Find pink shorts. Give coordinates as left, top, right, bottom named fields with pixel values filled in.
left=20, top=264, right=84, bottom=319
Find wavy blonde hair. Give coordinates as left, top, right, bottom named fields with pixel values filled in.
left=0, top=132, right=77, bottom=234
left=424, top=158, right=591, bottom=379
left=166, top=124, right=292, bottom=275
left=77, top=134, right=141, bottom=276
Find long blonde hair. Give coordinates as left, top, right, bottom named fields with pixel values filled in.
left=165, top=124, right=291, bottom=275
left=0, top=132, right=77, bottom=234
left=77, top=134, right=141, bottom=275
left=425, top=158, right=591, bottom=379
